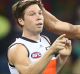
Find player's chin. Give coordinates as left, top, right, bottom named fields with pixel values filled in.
left=37, top=30, right=42, bottom=34
left=37, top=29, right=43, bottom=33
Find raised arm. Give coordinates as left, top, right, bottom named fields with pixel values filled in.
left=42, top=8, right=80, bottom=39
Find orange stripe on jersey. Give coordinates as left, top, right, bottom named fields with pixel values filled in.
left=43, top=59, right=56, bottom=74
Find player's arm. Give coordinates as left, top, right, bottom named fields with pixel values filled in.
left=57, top=54, right=70, bottom=74
left=42, top=8, right=80, bottom=39
left=8, top=44, right=54, bottom=74
left=56, top=39, right=72, bottom=73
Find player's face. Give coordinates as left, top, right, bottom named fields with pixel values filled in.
left=21, top=4, right=44, bottom=34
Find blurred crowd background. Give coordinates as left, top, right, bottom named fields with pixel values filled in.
left=0, top=0, right=80, bottom=74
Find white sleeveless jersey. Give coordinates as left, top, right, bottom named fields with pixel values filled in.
left=8, top=36, right=56, bottom=74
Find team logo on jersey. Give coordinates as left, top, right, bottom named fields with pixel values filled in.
left=31, top=52, right=41, bottom=59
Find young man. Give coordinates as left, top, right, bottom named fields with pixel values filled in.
left=8, top=0, right=72, bottom=74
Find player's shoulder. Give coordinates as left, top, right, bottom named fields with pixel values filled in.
left=8, top=43, right=27, bottom=56
left=8, top=43, right=29, bottom=66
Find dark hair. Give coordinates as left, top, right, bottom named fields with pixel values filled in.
left=12, top=0, right=43, bottom=29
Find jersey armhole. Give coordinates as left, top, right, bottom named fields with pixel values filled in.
left=41, top=35, right=51, bottom=45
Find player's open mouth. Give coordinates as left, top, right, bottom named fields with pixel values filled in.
left=37, top=23, right=43, bottom=26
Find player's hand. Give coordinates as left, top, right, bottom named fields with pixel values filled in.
left=59, top=38, right=72, bottom=56
left=50, top=34, right=68, bottom=54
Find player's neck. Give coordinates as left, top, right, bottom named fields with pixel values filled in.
left=22, top=31, right=41, bottom=42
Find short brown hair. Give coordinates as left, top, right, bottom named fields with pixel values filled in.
left=12, top=0, right=43, bottom=29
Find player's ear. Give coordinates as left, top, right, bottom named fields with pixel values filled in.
left=18, top=18, right=24, bottom=26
